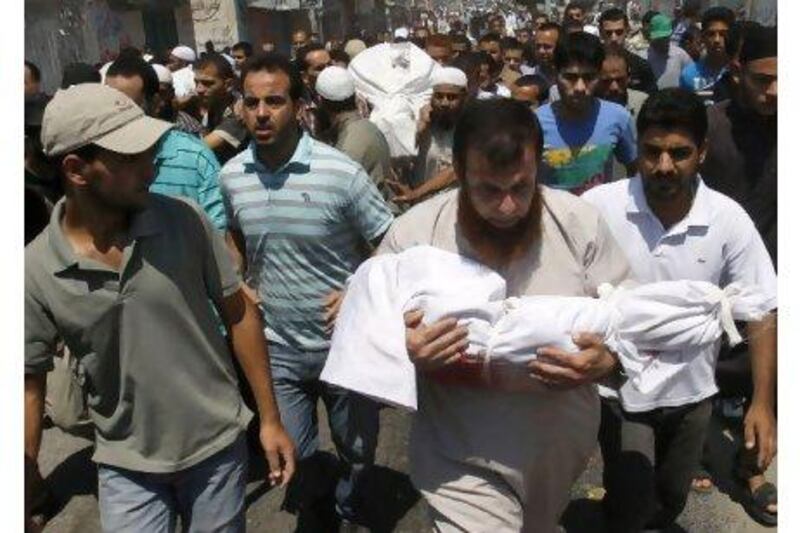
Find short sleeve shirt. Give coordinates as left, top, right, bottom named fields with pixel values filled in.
left=152, top=129, right=227, bottom=230
left=25, top=194, right=250, bottom=473
left=220, top=133, right=394, bottom=351
left=648, top=43, right=694, bottom=89
left=582, top=177, right=777, bottom=411
left=536, top=99, right=637, bottom=195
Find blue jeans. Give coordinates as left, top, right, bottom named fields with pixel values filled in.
left=269, top=344, right=378, bottom=521
left=97, top=434, right=247, bottom=533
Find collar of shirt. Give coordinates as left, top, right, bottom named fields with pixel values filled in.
left=46, top=197, right=164, bottom=275
left=626, top=175, right=711, bottom=237
left=246, top=130, right=313, bottom=175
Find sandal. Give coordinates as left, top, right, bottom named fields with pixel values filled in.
left=741, top=478, right=778, bottom=527
left=690, top=468, right=715, bottom=494
left=735, top=451, right=778, bottom=527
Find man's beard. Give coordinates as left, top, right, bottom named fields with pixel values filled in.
left=456, top=184, right=544, bottom=270
left=431, top=108, right=458, bottom=130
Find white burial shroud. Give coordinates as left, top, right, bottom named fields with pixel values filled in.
left=348, top=42, right=436, bottom=157
left=320, top=246, right=773, bottom=410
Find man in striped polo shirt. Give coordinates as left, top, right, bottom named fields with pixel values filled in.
left=219, top=53, right=394, bottom=529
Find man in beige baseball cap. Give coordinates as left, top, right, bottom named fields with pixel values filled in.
left=40, top=83, right=173, bottom=213
left=26, top=82, right=296, bottom=532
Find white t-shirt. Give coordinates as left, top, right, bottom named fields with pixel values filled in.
left=582, top=176, right=777, bottom=411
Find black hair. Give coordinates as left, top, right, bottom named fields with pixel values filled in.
left=701, top=6, right=735, bottom=31
left=453, top=98, right=544, bottom=175
left=195, top=52, right=235, bottom=81
left=240, top=53, right=304, bottom=101
left=603, top=49, right=629, bottom=69
left=60, top=63, right=100, bottom=89
left=25, top=60, right=41, bottom=83
left=451, top=51, right=483, bottom=83
left=501, top=37, right=523, bottom=52
left=680, top=25, right=702, bottom=46
left=329, top=49, right=350, bottom=66
left=564, top=2, right=584, bottom=14
left=636, top=88, right=707, bottom=146
left=563, top=19, right=585, bottom=33
left=479, top=32, right=502, bottom=45
left=513, top=74, right=550, bottom=105
left=725, top=20, right=762, bottom=59
left=232, top=41, right=253, bottom=57
left=537, top=22, right=562, bottom=35
left=554, top=32, right=605, bottom=72
left=117, top=46, right=142, bottom=59
left=296, top=43, right=328, bottom=72
left=599, top=8, right=629, bottom=27
left=106, top=54, right=160, bottom=99
left=320, top=95, right=357, bottom=113
left=204, top=40, right=215, bottom=53
left=739, top=24, right=776, bottom=64
left=451, top=34, right=472, bottom=51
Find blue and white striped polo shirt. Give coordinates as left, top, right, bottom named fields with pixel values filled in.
left=219, top=133, right=394, bottom=351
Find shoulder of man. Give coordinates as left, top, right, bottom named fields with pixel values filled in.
left=157, top=129, right=215, bottom=159
left=217, top=145, right=254, bottom=182
left=541, top=185, right=615, bottom=237
left=379, top=189, right=457, bottom=252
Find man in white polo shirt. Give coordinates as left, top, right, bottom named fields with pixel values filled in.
left=582, top=88, right=777, bottom=532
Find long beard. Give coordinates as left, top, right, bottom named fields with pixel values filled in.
left=430, top=108, right=457, bottom=130
left=456, top=184, right=544, bottom=270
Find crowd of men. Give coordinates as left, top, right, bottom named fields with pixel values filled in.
left=24, top=1, right=778, bottom=532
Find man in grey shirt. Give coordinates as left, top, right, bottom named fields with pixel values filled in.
left=24, top=84, right=295, bottom=532
left=647, top=14, right=694, bottom=88
left=314, top=66, right=394, bottom=207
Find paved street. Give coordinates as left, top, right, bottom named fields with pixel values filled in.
left=37, top=405, right=775, bottom=533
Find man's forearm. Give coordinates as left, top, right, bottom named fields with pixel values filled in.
left=748, top=313, right=777, bottom=408
left=24, top=374, right=46, bottom=460
left=414, top=167, right=457, bottom=199
left=224, top=292, right=282, bottom=425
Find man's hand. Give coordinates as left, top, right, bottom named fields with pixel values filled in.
left=417, top=103, right=432, bottom=134
left=404, top=310, right=469, bottom=372
left=260, top=421, right=296, bottom=487
left=323, top=290, right=345, bottom=334
left=386, top=179, right=420, bottom=205
left=528, top=333, right=618, bottom=389
left=744, top=402, right=777, bottom=471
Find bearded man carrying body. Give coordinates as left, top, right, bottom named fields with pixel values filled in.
left=377, top=98, right=632, bottom=532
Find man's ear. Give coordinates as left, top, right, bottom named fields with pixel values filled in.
left=62, top=154, right=91, bottom=190
left=698, top=140, right=708, bottom=166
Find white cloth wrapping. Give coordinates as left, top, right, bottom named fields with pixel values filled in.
left=596, top=280, right=773, bottom=398
left=348, top=42, right=436, bottom=157
left=320, top=246, right=773, bottom=410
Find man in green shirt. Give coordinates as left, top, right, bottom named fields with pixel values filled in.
left=24, top=84, right=295, bottom=532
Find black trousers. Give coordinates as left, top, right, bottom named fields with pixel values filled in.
left=599, top=397, right=712, bottom=532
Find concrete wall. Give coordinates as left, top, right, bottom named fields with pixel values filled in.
left=175, top=3, right=197, bottom=48
left=25, top=0, right=150, bottom=93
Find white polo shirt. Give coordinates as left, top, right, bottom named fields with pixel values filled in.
left=582, top=176, right=777, bottom=412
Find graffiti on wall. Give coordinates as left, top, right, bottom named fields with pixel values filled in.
left=191, top=0, right=241, bottom=51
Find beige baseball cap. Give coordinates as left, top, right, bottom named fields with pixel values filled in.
left=41, top=83, right=173, bottom=157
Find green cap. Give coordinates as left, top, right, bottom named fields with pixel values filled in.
left=649, top=14, right=674, bottom=40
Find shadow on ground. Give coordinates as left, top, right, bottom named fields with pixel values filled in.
left=41, top=445, right=97, bottom=521
left=561, top=498, right=689, bottom=533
